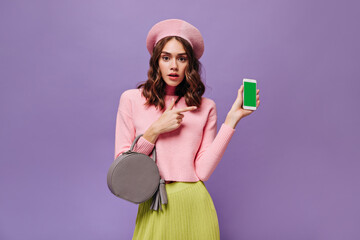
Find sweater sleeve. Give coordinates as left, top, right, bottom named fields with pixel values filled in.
left=114, top=91, right=155, bottom=160
left=194, top=101, right=236, bottom=181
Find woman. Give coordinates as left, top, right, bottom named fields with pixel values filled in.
left=114, top=19, right=260, bottom=240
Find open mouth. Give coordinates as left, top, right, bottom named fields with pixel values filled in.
left=168, top=73, right=179, bottom=77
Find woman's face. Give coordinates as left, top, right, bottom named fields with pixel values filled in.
left=158, top=38, right=188, bottom=87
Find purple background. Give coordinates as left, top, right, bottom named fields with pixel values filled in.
left=1, top=0, right=359, bottom=239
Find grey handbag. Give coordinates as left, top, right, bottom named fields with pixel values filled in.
left=107, top=134, right=168, bottom=211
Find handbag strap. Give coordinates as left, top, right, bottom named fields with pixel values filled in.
left=130, top=134, right=167, bottom=211
left=129, top=134, right=156, bottom=163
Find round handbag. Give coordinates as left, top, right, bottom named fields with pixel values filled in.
left=107, top=134, right=168, bottom=211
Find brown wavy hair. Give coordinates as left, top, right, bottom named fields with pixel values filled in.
left=136, top=36, right=205, bottom=111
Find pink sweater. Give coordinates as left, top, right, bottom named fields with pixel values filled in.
left=114, top=85, right=236, bottom=182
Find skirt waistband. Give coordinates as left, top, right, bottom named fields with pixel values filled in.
left=165, top=181, right=203, bottom=195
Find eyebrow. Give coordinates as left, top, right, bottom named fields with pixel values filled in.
left=161, top=51, right=187, bottom=56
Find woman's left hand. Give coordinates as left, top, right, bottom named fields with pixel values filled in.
left=225, top=85, right=260, bottom=128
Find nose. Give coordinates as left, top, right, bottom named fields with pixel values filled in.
left=170, top=58, right=178, bottom=70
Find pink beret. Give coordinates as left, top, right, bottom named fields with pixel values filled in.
left=146, top=19, right=204, bottom=59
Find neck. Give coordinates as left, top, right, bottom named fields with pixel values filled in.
left=165, top=84, right=176, bottom=96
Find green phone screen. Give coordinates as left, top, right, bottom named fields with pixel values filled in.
left=244, top=81, right=256, bottom=107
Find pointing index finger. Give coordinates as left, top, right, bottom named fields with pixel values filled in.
left=175, top=106, right=197, bottom=113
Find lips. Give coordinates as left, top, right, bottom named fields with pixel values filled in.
left=168, top=73, right=179, bottom=77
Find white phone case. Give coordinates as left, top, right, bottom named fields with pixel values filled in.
left=243, top=78, right=257, bottom=110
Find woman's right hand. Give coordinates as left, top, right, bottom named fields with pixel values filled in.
left=153, top=98, right=197, bottom=135
left=142, top=98, right=197, bottom=144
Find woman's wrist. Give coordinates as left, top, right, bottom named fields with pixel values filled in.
left=142, top=125, right=160, bottom=144
left=224, top=113, right=241, bottom=129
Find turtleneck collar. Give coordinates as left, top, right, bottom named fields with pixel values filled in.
left=165, top=84, right=176, bottom=96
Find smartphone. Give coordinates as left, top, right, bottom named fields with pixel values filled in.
left=243, top=78, right=257, bottom=110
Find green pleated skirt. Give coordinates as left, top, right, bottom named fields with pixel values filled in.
left=132, top=181, right=220, bottom=240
